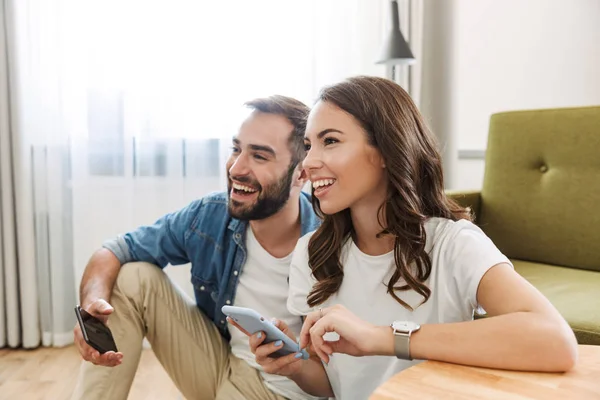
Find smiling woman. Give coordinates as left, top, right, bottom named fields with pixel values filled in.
left=272, top=76, right=578, bottom=400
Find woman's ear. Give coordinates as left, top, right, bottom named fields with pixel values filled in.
left=379, top=150, right=386, bottom=168
left=379, top=151, right=386, bottom=168
left=369, top=148, right=386, bottom=169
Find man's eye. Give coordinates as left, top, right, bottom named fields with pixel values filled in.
left=254, top=154, right=267, bottom=161
left=231, top=147, right=240, bottom=153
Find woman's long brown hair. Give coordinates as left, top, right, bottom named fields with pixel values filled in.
left=307, top=76, right=471, bottom=310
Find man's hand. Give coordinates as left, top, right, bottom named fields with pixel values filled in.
left=74, top=299, right=123, bottom=367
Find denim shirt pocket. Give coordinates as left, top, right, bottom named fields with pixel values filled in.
left=191, top=275, right=219, bottom=302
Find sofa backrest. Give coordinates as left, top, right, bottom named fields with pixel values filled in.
left=479, top=106, right=600, bottom=272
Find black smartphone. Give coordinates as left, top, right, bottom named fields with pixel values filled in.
left=74, top=305, right=118, bottom=354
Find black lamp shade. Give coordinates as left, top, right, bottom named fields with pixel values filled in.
left=376, top=0, right=415, bottom=65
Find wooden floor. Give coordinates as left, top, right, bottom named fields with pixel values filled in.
left=0, top=345, right=182, bottom=400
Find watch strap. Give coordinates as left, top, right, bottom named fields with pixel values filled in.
left=393, top=330, right=412, bottom=360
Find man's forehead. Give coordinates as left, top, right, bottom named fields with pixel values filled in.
left=232, top=132, right=281, bottom=149
left=236, top=112, right=292, bottom=148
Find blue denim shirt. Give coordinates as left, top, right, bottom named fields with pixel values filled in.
left=103, top=191, right=320, bottom=340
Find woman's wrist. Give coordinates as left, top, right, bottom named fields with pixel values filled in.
left=289, top=356, right=320, bottom=381
left=368, top=325, right=396, bottom=356
left=289, top=357, right=333, bottom=397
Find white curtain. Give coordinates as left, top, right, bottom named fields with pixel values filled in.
left=1, top=0, right=392, bottom=348
left=1, top=0, right=42, bottom=348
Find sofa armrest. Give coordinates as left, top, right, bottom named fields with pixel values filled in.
left=446, top=190, right=481, bottom=223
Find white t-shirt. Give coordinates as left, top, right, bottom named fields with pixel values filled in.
left=287, top=218, right=512, bottom=400
left=228, top=227, right=322, bottom=400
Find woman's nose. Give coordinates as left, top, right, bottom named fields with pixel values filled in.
left=302, top=148, right=322, bottom=171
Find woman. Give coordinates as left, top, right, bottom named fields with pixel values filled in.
left=244, top=76, right=577, bottom=400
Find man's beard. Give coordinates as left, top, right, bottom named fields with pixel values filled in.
left=227, top=166, right=295, bottom=221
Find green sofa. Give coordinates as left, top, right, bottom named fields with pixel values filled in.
left=448, top=106, right=600, bottom=345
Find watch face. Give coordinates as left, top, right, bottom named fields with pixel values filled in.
left=392, top=321, right=420, bottom=332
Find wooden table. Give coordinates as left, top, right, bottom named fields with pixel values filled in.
left=370, top=345, right=600, bottom=399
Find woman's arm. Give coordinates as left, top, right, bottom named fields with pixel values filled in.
left=248, top=334, right=333, bottom=397
left=238, top=318, right=334, bottom=397
left=371, top=263, right=578, bottom=372
left=289, top=356, right=334, bottom=397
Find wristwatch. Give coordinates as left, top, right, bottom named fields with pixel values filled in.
left=391, top=321, right=421, bottom=360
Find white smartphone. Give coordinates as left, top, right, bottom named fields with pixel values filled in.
left=222, top=305, right=309, bottom=360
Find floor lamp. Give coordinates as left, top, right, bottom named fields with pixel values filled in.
left=376, top=0, right=415, bottom=88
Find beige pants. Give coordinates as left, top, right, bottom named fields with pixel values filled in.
left=71, top=262, right=286, bottom=400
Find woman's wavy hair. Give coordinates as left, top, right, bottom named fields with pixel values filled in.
left=307, top=76, right=472, bottom=310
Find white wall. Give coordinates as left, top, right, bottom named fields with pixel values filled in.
left=453, top=0, right=600, bottom=190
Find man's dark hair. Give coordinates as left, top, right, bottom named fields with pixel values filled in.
left=244, top=95, right=310, bottom=167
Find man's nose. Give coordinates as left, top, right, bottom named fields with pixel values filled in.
left=228, top=154, right=250, bottom=177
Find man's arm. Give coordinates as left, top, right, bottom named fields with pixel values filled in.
left=103, top=199, right=203, bottom=270
left=79, top=248, right=121, bottom=308
left=74, top=248, right=124, bottom=368
left=80, top=198, right=202, bottom=305
left=74, top=199, right=203, bottom=366
left=82, top=224, right=186, bottom=306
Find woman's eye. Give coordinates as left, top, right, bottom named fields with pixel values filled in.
left=304, top=143, right=311, bottom=151
left=324, top=137, right=338, bottom=145
left=231, top=147, right=240, bottom=154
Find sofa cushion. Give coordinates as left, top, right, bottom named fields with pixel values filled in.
left=480, top=106, right=600, bottom=272
left=512, top=259, right=600, bottom=345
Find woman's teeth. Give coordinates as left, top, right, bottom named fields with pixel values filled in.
left=312, top=179, right=335, bottom=189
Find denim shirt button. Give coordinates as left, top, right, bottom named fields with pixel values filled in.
left=220, top=320, right=225, bottom=324
left=226, top=300, right=231, bottom=305
left=200, top=286, right=205, bottom=291
left=235, top=233, right=241, bottom=239
left=233, top=271, right=238, bottom=276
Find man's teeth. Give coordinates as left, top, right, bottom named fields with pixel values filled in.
left=312, top=179, right=336, bottom=189
left=232, top=183, right=257, bottom=193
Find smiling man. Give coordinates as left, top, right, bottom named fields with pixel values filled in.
left=71, top=96, right=322, bottom=400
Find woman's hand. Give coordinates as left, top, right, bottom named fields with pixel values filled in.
left=229, top=317, right=335, bottom=397
left=299, top=304, right=390, bottom=364
left=228, top=317, right=306, bottom=377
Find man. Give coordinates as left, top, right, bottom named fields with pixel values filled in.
left=71, top=95, right=321, bottom=400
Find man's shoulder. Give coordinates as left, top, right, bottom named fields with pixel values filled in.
left=177, top=191, right=231, bottom=232
left=192, top=191, right=230, bottom=220
left=299, top=190, right=312, bottom=203
left=299, top=191, right=321, bottom=233
left=201, top=191, right=229, bottom=205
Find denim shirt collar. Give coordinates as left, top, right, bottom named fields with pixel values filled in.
left=298, top=191, right=320, bottom=235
